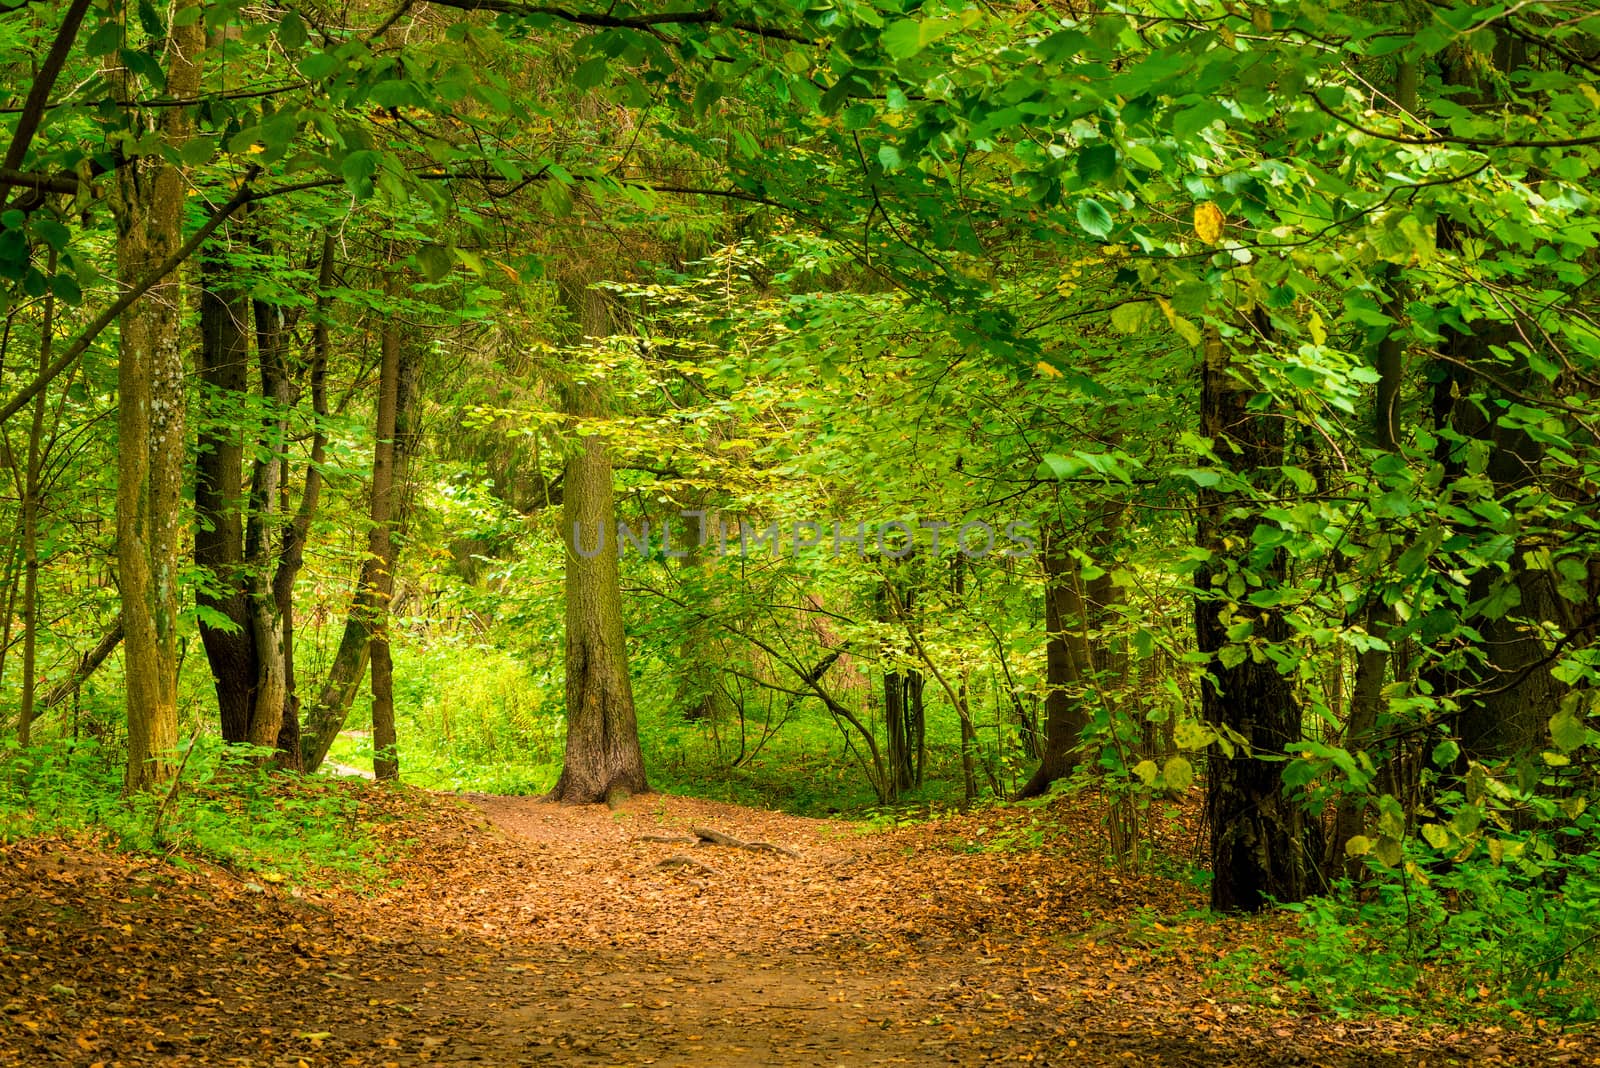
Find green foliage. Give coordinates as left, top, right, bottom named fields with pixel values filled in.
left=1275, top=842, right=1600, bottom=1024
left=0, top=737, right=386, bottom=884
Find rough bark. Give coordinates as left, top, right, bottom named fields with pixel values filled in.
left=113, top=2, right=204, bottom=791
left=1197, top=325, right=1318, bottom=913
left=548, top=288, right=648, bottom=804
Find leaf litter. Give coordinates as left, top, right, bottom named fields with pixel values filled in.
left=2, top=787, right=1594, bottom=1066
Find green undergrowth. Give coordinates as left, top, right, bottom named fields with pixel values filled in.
left=1206, top=868, right=1600, bottom=1028
left=0, top=736, right=398, bottom=886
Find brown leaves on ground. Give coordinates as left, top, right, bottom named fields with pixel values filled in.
left=2, top=788, right=1595, bottom=1066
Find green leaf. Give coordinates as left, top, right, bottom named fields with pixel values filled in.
left=573, top=56, right=610, bottom=90
left=1110, top=301, right=1148, bottom=334
left=1550, top=705, right=1588, bottom=752
left=1430, top=739, right=1460, bottom=767
left=1035, top=453, right=1083, bottom=481
left=136, top=0, right=164, bottom=38
left=1074, top=198, right=1113, bottom=238
left=279, top=9, right=308, bottom=49
left=415, top=244, right=453, bottom=282
left=1374, top=835, right=1403, bottom=867
left=1132, top=759, right=1158, bottom=786
left=49, top=272, right=82, bottom=304
left=1163, top=755, right=1194, bottom=791
left=1075, top=143, right=1118, bottom=183
left=877, top=144, right=901, bottom=171
left=881, top=18, right=954, bottom=60
left=1345, top=834, right=1373, bottom=857
left=85, top=20, right=122, bottom=56
left=1420, top=823, right=1449, bottom=850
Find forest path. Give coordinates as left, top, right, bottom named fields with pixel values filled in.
left=3, top=789, right=1585, bottom=1066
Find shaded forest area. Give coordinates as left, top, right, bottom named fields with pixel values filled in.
left=2, top=0, right=1600, bottom=1058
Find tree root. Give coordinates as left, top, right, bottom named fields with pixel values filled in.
left=657, top=855, right=718, bottom=876
left=691, top=826, right=801, bottom=858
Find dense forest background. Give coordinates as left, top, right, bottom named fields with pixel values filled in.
left=2, top=0, right=1599, bottom=1032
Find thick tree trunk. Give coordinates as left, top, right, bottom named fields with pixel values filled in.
left=1197, top=325, right=1317, bottom=912
left=194, top=235, right=297, bottom=757
left=113, top=3, right=204, bottom=791
left=548, top=289, right=647, bottom=804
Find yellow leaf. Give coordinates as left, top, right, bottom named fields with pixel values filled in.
left=1580, top=84, right=1600, bottom=110
left=1193, top=202, right=1225, bottom=244
left=1035, top=361, right=1062, bottom=378
left=261, top=872, right=286, bottom=884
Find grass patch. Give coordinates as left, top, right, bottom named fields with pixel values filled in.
left=1, top=735, right=397, bottom=886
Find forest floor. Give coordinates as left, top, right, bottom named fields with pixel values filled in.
left=2, top=787, right=1595, bottom=1067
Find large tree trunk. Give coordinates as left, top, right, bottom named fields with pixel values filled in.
left=548, top=288, right=647, bottom=804
left=113, top=2, right=204, bottom=791
left=1197, top=325, right=1318, bottom=912
left=879, top=576, right=924, bottom=799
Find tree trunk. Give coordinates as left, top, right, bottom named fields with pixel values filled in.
left=113, top=2, right=204, bottom=791
left=366, top=308, right=402, bottom=782
left=270, top=233, right=336, bottom=772
left=241, top=285, right=291, bottom=750
left=16, top=257, right=57, bottom=747
left=1197, top=324, right=1317, bottom=912
left=195, top=241, right=255, bottom=743
left=301, top=279, right=418, bottom=773
left=548, top=288, right=647, bottom=804
left=1015, top=524, right=1092, bottom=799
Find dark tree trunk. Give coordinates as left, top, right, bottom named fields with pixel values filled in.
left=1197, top=325, right=1318, bottom=913
left=1428, top=323, right=1569, bottom=763
left=548, top=288, right=648, bottom=804
left=1015, top=524, right=1091, bottom=799
left=195, top=243, right=255, bottom=744
left=194, top=232, right=299, bottom=757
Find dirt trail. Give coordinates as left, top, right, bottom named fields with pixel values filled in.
left=2, top=790, right=1592, bottom=1066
